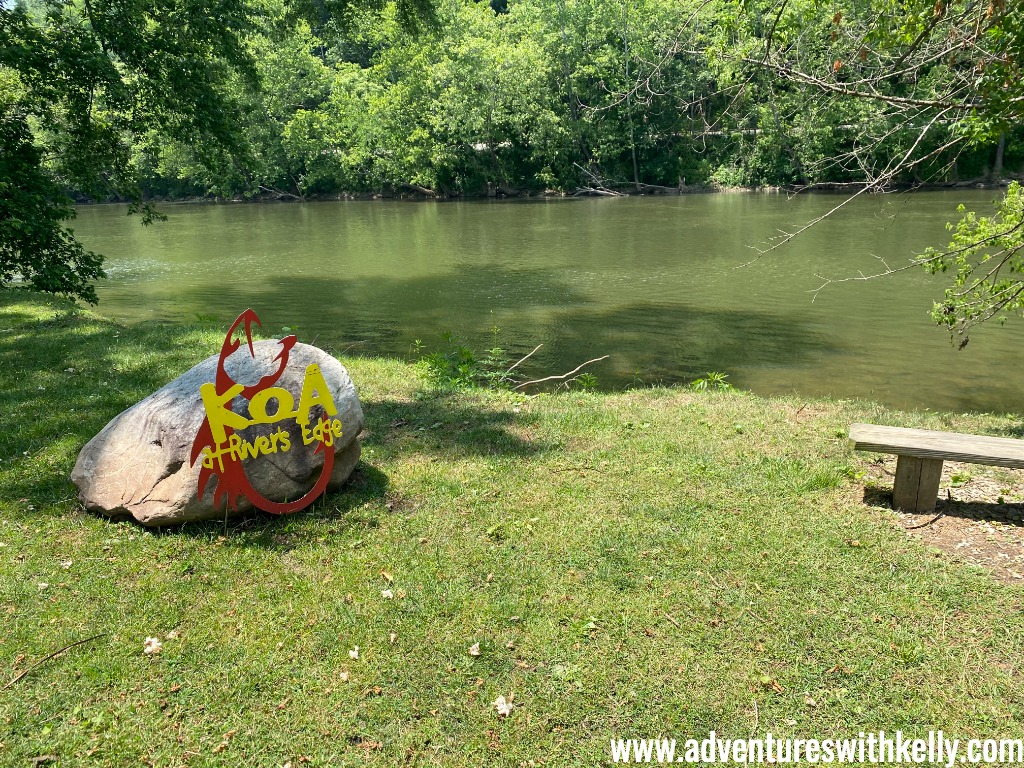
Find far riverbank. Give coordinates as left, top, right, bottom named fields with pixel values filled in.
left=72, top=175, right=1022, bottom=206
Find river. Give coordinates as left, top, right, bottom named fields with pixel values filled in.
left=72, top=190, right=1024, bottom=414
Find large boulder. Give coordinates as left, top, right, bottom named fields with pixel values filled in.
left=71, top=340, right=364, bottom=527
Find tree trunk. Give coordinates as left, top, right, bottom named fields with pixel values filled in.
left=993, top=133, right=1006, bottom=182
left=622, top=4, right=640, bottom=191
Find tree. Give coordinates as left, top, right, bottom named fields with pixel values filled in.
left=0, top=106, right=103, bottom=301
left=925, top=181, right=1024, bottom=343
left=0, top=0, right=433, bottom=303
left=727, top=0, right=1024, bottom=340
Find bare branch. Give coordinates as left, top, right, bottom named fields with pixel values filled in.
left=745, top=108, right=956, bottom=260
left=762, top=0, right=790, bottom=64
left=513, top=356, right=610, bottom=390
left=743, top=59, right=979, bottom=111
left=505, top=344, right=543, bottom=374
left=4, top=634, right=107, bottom=690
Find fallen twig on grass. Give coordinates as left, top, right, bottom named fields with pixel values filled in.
left=902, top=490, right=952, bottom=530
left=513, top=356, right=609, bottom=391
left=3, top=633, right=107, bottom=690
left=903, top=511, right=945, bottom=530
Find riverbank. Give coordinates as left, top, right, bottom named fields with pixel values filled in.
left=72, top=175, right=1022, bottom=206
left=1, top=291, right=1022, bottom=765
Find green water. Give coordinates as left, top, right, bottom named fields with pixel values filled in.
left=72, top=191, right=1024, bottom=414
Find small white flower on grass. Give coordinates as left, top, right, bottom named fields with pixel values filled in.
left=381, top=589, right=394, bottom=600
left=468, top=642, right=481, bottom=657
left=349, top=646, right=359, bottom=660
left=339, top=670, right=350, bottom=682
left=37, top=583, right=48, bottom=591
left=493, top=695, right=513, bottom=717
left=60, top=560, right=72, bottom=570
left=143, top=637, right=162, bottom=655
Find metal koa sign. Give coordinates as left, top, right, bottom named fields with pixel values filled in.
left=191, top=309, right=343, bottom=515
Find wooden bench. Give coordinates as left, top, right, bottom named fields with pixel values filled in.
left=849, top=423, right=1024, bottom=514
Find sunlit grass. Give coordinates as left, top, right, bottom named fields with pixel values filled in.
left=0, top=289, right=1021, bottom=766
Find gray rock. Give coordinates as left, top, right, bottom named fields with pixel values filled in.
left=71, top=340, right=364, bottom=527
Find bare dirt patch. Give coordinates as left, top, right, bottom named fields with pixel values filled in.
left=861, top=455, right=1024, bottom=585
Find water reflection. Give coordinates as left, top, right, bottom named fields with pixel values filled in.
left=72, top=192, right=1024, bottom=413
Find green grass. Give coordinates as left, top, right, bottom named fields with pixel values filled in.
left=0, top=289, right=1022, bottom=766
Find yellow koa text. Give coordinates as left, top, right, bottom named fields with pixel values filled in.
left=199, top=363, right=342, bottom=471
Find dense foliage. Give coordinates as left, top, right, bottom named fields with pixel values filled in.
left=131, top=0, right=1020, bottom=199
left=0, top=0, right=265, bottom=300
left=0, top=106, right=103, bottom=301
left=926, top=181, right=1024, bottom=339
left=0, top=0, right=431, bottom=301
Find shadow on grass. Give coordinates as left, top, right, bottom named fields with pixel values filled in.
left=863, top=485, right=1024, bottom=527
left=0, top=293, right=545, bottom=526
left=361, top=395, right=546, bottom=459
left=148, top=463, right=393, bottom=543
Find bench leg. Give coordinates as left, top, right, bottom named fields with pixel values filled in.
left=892, top=455, right=943, bottom=514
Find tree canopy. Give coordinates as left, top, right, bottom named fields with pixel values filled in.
left=740, top=0, right=1024, bottom=339
left=1, top=0, right=267, bottom=300
left=0, top=0, right=432, bottom=302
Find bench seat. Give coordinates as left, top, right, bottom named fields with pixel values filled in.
left=849, top=423, right=1024, bottom=513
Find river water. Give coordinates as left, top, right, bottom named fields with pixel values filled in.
left=72, top=191, right=1024, bottom=414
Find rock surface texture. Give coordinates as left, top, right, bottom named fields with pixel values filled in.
left=71, top=341, right=364, bottom=526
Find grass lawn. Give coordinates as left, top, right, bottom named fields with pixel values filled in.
left=1, top=290, right=1022, bottom=767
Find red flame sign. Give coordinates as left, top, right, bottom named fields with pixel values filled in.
left=190, top=309, right=335, bottom=514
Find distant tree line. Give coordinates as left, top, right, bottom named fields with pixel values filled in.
left=131, top=0, right=1022, bottom=200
